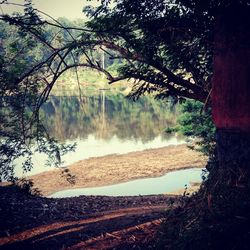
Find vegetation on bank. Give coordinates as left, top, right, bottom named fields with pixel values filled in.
left=50, top=68, right=131, bottom=95
left=166, top=100, right=216, bottom=157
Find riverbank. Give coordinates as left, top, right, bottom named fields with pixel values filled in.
left=0, top=145, right=206, bottom=249
left=30, top=144, right=207, bottom=196
left=0, top=185, right=176, bottom=249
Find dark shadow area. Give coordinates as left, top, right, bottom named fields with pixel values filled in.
left=0, top=185, right=174, bottom=249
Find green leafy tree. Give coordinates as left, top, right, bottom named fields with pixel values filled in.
left=0, top=11, right=76, bottom=180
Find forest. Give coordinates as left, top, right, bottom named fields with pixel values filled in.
left=0, top=0, right=250, bottom=249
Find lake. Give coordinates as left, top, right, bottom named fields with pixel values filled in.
left=16, top=91, right=184, bottom=176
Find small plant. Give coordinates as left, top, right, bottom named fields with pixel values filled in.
left=61, top=168, right=76, bottom=185
left=166, top=100, right=216, bottom=158
left=14, top=178, right=41, bottom=196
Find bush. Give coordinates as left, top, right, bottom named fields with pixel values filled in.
left=167, top=100, right=216, bottom=158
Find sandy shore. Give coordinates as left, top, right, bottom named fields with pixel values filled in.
left=30, top=145, right=207, bottom=196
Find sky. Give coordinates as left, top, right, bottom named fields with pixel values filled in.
left=0, top=0, right=102, bottom=20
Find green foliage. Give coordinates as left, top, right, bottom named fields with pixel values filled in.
left=0, top=0, right=219, bottom=181
left=179, top=100, right=216, bottom=156
left=83, top=0, right=214, bottom=101
left=0, top=19, right=76, bottom=181
left=0, top=0, right=247, bottom=184
left=167, top=100, right=216, bottom=157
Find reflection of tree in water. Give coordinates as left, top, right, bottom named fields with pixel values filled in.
left=41, top=93, right=178, bottom=143
left=92, top=90, right=110, bottom=139
left=48, top=97, right=65, bottom=141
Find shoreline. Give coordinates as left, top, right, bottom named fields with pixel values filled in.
left=0, top=145, right=206, bottom=249
left=30, top=144, right=207, bottom=196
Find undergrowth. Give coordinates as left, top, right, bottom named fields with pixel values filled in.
left=159, top=100, right=250, bottom=249
left=156, top=159, right=250, bottom=249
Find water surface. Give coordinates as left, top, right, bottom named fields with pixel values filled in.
left=16, top=93, right=182, bottom=176
left=49, top=168, right=203, bottom=198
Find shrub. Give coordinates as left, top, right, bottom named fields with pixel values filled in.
left=167, top=100, right=216, bottom=158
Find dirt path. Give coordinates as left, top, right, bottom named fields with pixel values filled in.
left=31, top=145, right=206, bottom=196
left=0, top=186, right=178, bottom=250
left=69, top=218, right=163, bottom=250
left=0, top=206, right=165, bottom=249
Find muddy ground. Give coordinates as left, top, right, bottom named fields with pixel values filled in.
left=31, top=145, right=206, bottom=196
left=0, top=185, right=181, bottom=250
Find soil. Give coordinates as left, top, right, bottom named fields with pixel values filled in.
left=30, top=145, right=206, bottom=196
left=0, top=185, right=180, bottom=250
left=0, top=145, right=206, bottom=249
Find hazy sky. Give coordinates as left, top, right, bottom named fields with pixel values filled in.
left=0, top=0, right=102, bottom=20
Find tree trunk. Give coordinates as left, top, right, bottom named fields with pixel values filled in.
left=212, top=4, right=250, bottom=185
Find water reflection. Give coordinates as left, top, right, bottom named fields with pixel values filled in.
left=41, top=92, right=179, bottom=143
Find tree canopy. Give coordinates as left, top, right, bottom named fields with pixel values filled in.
left=0, top=0, right=213, bottom=105
left=1, top=0, right=249, bottom=104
